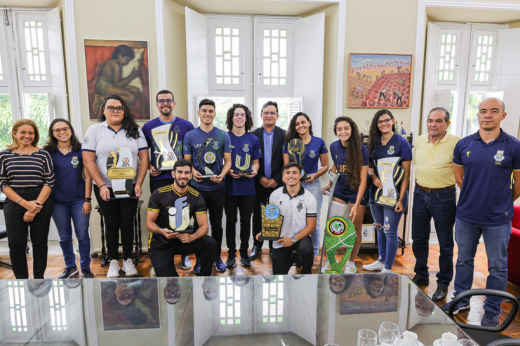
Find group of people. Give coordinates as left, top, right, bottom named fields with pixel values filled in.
left=0, top=89, right=518, bottom=327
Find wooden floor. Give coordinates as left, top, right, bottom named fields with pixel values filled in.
left=1, top=242, right=519, bottom=338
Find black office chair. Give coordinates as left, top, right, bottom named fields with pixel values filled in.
left=447, top=289, right=520, bottom=345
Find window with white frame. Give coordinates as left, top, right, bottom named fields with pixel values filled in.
left=202, top=15, right=298, bottom=130
left=7, top=280, right=29, bottom=333
left=423, top=22, right=506, bottom=137
left=0, top=8, right=67, bottom=148
left=261, top=275, right=285, bottom=324
left=218, top=277, right=242, bottom=326
left=48, top=280, right=68, bottom=331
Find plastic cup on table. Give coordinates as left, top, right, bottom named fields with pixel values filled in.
left=379, top=321, right=400, bottom=346
left=457, top=340, right=478, bottom=346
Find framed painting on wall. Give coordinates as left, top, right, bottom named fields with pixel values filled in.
left=347, top=53, right=412, bottom=109
left=84, top=39, right=151, bottom=120
left=340, top=274, right=399, bottom=314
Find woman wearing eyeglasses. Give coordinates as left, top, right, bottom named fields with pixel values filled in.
left=282, top=112, right=329, bottom=269
left=43, top=119, right=94, bottom=278
left=363, top=109, right=412, bottom=274
left=0, top=119, right=55, bottom=279
left=83, top=95, right=149, bottom=278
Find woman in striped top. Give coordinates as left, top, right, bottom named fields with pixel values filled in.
left=0, top=119, right=55, bottom=279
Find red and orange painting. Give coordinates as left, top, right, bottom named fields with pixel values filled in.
left=348, top=54, right=412, bottom=109
left=85, top=40, right=150, bottom=120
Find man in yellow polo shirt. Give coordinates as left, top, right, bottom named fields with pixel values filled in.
left=412, top=107, right=460, bottom=302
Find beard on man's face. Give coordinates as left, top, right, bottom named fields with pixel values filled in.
left=175, top=177, right=189, bottom=188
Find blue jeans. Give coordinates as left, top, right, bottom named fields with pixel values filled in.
left=370, top=191, right=408, bottom=270
left=453, top=218, right=511, bottom=315
left=412, top=187, right=456, bottom=286
left=52, top=200, right=91, bottom=270
left=301, top=178, right=323, bottom=257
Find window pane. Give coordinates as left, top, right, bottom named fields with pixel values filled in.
left=280, top=30, right=287, bottom=37
left=223, top=36, right=231, bottom=52
left=0, top=94, right=13, bottom=150
left=224, top=61, right=231, bottom=76
left=25, top=94, right=49, bottom=147
left=223, top=27, right=231, bottom=36
left=216, top=57, right=223, bottom=76
left=232, top=28, right=239, bottom=36
left=232, top=57, right=239, bottom=76
left=263, top=38, right=270, bottom=57
left=272, top=62, right=279, bottom=77
left=215, top=27, right=222, bottom=35
left=264, top=29, right=270, bottom=37
left=231, top=37, right=239, bottom=56
left=280, top=59, right=287, bottom=78
left=208, top=97, right=244, bottom=129
left=280, top=39, right=287, bottom=58
left=263, top=59, right=270, bottom=77
left=215, top=36, right=223, bottom=56
left=272, top=29, right=279, bottom=37
left=272, top=38, right=279, bottom=53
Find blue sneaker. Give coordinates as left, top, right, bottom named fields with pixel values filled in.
left=441, top=299, right=470, bottom=315
left=213, top=256, right=226, bottom=272
left=481, top=311, right=499, bottom=327
left=193, top=258, right=201, bottom=274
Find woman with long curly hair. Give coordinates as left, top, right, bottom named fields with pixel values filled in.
left=223, top=104, right=261, bottom=268
left=283, top=112, right=329, bottom=269
left=363, top=109, right=412, bottom=273
left=322, top=117, right=369, bottom=273
left=82, top=95, right=149, bottom=278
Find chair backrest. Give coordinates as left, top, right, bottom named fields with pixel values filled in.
left=448, top=289, right=519, bottom=333
left=513, top=205, right=520, bottom=229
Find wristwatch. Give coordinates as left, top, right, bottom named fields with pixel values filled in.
left=291, top=237, right=297, bottom=243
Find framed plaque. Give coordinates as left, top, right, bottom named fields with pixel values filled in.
left=106, top=146, right=136, bottom=198
left=259, top=204, right=284, bottom=240
left=374, top=157, right=404, bottom=208
left=152, top=124, right=178, bottom=171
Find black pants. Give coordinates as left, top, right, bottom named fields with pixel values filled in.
left=193, top=186, right=226, bottom=256
left=94, top=185, right=138, bottom=261
left=225, top=195, right=255, bottom=255
left=150, top=178, right=174, bottom=193
left=4, top=186, right=54, bottom=279
left=149, top=235, right=216, bottom=276
left=252, top=184, right=276, bottom=248
left=271, top=236, right=313, bottom=275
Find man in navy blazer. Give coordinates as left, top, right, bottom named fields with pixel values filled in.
left=250, top=101, right=287, bottom=260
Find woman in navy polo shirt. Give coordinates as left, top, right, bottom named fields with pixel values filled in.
left=363, top=109, right=412, bottom=273
left=44, top=119, right=93, bottom=278
left=283, top=112, right=329, bottom=268
left=82, top=95, right=149, bottom=278
left=323, top=117, right=369, bottom=273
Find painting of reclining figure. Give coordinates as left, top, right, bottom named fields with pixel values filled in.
left=348, top=53, right=412, bottom=109
left=85, top=39, right=150, bottom=120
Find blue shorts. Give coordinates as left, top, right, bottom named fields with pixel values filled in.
left=333, top=191, right=369, bottom=206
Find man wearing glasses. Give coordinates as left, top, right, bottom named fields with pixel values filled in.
left=142, top=90, right=194, bottom=270
left=250, top=101, right=287, bottom=260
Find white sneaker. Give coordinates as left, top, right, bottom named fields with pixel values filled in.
left=122, top=258, right=138, bottom=277
left=107, top=260, right=120, bottom=278
left=381, top=268, right=392, bottom=274
left=344, top=261, right=357, bottom=273
left=362, top=260, right=385, bottom=271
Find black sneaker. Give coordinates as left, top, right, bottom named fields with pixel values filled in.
left=226, top=252, right=237, bottom=268
left=481, top=311, right=499, bottom=327
left=58, top=267, right=79, bottom=279
left=81, top=268, right=94, bottom=278
left=412, top=275, right=429, bottom=286
left=432, top=285, right=448, bottom=301
left=441, top=299, right=470, bottom=315
left=240, top=252, right=251, bottom=267
left=292, top=251, right=301, bottom=268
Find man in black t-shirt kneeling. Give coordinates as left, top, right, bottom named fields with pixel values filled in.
left=147, top=159, right=216, bottom=276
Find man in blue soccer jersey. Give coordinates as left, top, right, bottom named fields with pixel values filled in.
left=142, top=90, right=195, bottom=271
left=224, top=104, right=262, bottom=268
left=441, top=98, right=520, bottom=327
left=146, top=159, right=216, bottom=277
left=183, top=99, right=232, bottom=273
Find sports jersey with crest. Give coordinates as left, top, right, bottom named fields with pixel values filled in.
left=148, top=184, right=206, bottom=249
left=225, top=131, right=262, bottom=196
left=453, top=129, right=520, bottom=225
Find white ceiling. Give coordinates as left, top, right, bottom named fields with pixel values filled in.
left=427, top=7, right=520, bottom=24
left=171, top=0, right=334, bottom=16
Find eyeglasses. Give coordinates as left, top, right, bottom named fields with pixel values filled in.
left=262, top=111, right=277, bottom=116
left=234, top=113, right=246, bottom=117
left=377, top=118, right=393, bottom=124
left=157, top=99, right=174, bottom=104
left=106, top=106, right=124, bottom=113
left=53, top=127, right=70, bottom=134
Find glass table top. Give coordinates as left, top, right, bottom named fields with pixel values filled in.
left=0, top=273, right=474, bottom=345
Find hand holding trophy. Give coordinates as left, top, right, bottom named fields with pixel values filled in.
left=196, top=138, right=218, bottom=179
